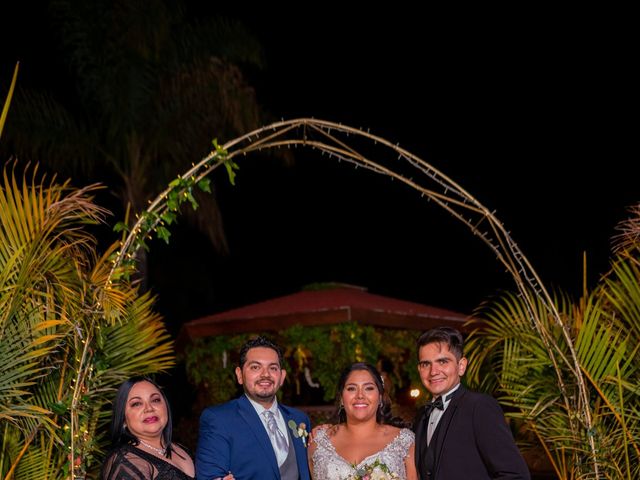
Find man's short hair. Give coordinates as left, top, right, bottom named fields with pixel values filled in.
left=416, top=326, right=465, bottom=360
left=239, top=335, right=284, bottom=367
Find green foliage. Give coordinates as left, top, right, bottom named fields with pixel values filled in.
left=284, top=323, right=381, bottom=401
left=466, top=245, right=640, bottom=479
left=382, top=329, right=424, bottom=397
left=184, top=323, right=422, bottom=405
left=0, top=166, right=175, bottom=479
left=183, top=335, right=249, bottom=405
left=111, top=140, right=232, bottom=277
left=213, top=138, right=239, bottom=186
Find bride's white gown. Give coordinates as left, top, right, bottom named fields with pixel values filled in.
left=311, top=427, right=415, bottom=479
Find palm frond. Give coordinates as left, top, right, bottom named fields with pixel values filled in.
left=468, top=241, right=640, bottom=479
left=1, top=166, right=175, bottom=476
left=602, top=254, right=640, bottom=338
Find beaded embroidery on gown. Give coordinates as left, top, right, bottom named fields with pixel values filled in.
left=312, top=427, right=414, bottom=480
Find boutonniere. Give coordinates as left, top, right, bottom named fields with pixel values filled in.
left=287, top=420, right=309, bottom=447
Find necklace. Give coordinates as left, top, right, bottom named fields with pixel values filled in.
left=139, top=439, right=166, bottom=456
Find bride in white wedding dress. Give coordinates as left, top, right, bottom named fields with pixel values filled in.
left=308, top=363, right=417, bottom=480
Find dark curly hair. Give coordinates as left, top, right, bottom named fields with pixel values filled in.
left=332, top=362, right=408, bottom=428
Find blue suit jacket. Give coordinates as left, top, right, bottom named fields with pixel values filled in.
left=196, top=395, right=311, bottom=480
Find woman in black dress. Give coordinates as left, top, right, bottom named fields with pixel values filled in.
left=101, top=376, right=197, bottom=480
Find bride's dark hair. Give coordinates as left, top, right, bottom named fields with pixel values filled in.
left=332, top=362, right=409, bottom=428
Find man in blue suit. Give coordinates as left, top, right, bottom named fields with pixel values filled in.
left=196, top=336, right=311, bottom=480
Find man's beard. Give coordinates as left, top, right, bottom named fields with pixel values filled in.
left=250, top=379, right=278, bottom=400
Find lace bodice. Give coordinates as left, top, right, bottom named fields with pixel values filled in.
left=312, top=427, right=414, bottom=480
left=101, top=444, right=194, bottom=480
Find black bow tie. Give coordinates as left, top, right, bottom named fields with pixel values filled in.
left=424, top=395, right=444, bottom=417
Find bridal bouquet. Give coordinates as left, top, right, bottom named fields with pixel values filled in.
left=346, top=459, right=400, bottom=480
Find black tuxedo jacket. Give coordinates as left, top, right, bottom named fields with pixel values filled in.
left=413, top=386, right=530, bottom=480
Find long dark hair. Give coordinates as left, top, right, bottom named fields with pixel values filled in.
left=108, top=376, right=174, bottom=458
left=333, top=362, right=408, bottom=428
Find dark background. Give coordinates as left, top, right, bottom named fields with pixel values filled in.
left=151, top=5, right=638, bottom=326
left=2, top=5, right=637, bottom=343
left=1, top=6, right=637, bottom=474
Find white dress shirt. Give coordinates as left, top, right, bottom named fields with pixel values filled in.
left=427, top=383, right=461, bottom=445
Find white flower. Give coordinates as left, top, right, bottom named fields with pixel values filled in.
left=370, top=468, right=390, bottom=480
left=344, top=459, right=399, bottom=480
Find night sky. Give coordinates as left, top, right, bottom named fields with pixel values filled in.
left=2, top=4, right=637, bottom=335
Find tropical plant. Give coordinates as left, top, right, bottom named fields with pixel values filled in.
left=465, top=222, right=640, bottom=479
left=0, top=165, right=175, bottom=479
left=2, top=0, right=264, bottom=284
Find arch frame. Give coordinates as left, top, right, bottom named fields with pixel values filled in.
left=108, top=118, right=599, bottom=475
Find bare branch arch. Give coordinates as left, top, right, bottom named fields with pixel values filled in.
left=108, top=118, right=599, bottom=475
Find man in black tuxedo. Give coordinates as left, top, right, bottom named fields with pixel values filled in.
left=413, top=327, right=530, bottom=479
